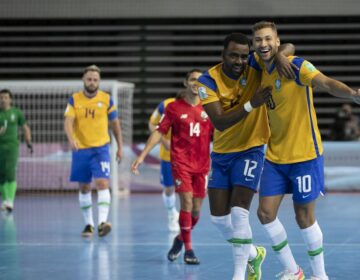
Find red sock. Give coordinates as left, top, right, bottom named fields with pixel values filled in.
left=179, top=210, right=192, bottom=251
left=191, top=215, right=199, bottom=229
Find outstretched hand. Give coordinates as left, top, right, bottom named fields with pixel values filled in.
left=274, top=53, right=299, bottom=80
left=250, top=86, right=273, bottom=108
left=131, top=158, right=143, bottom=175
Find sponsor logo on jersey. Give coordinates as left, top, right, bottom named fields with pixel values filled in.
left=240, top=77, right=247, bottom=86
left=275, top=79, right=281, bottom=91
left=198, top=87, right=208, bottom=99
left=180, top=114, right=188, bottom=119
left=200, top=111, right=208, bottom=120
left=175, top=178, right=182, bottom=188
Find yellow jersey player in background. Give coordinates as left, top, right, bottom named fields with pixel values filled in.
left=252, top=21, right=360, bottom=280
left=64, top=65, right=123, bottom=238
left=196, top=33, right=295, bottom=280
left=149, top=96, right=180, bottom=232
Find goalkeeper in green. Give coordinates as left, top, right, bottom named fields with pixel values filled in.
left=0, top=89, right=33, bottom=212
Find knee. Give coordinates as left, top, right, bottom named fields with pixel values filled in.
left=295, top=212, right=315, bottom=229
left=164, top=187, right=175, bottom=196
left=96, top=180, right=109, bottom=190
left=257, top=207, right=276, bottom=225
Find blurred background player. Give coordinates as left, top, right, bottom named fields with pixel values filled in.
left=252, top=21, right=360, bottom=280
left=148, top=97, right=180, bottom=232
left=330, top=103, right=360, bottom=141
left=132, top=69, right=213, bottom=265
left=196, top=33, right=294, bottom=280
left=0, top=89, right=33, bottom=213
left=64, top=65, right=123, bottom=238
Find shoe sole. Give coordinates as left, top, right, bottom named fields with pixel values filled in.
left=167, top=251, right=181, bottom=262
left=184, top=259, right=200, bottom=265
left=98, top=223, right=112, bottom=237
left=81, top=232, right=94, bottom=238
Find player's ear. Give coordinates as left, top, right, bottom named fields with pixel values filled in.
left=276, top=36, right=280, bottom=47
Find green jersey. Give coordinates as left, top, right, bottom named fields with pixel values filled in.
left=0, top=107, right=26, bottom=146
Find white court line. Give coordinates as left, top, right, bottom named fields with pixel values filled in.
left=1, top=242, right=360, bottom=247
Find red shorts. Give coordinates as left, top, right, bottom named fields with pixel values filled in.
left=172, top=168, right=208, bottom=198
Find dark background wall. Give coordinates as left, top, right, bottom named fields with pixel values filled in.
left=1, top=2, right=359, bottom=142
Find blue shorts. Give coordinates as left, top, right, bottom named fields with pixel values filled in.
left=259, top=156, right=324, bottom=204
left=208, top=145, right=265, bottom=191
left=70, top=144, right=110, bottom=183
left=160, top=160, right=174, bottom=187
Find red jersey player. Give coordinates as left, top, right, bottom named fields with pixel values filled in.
left=131, top=69, right=213, bottom=265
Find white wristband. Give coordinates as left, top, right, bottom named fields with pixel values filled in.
left=244, top=101, right=253, bottom=113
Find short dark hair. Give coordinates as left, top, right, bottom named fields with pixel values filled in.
left=185, top=68, right=202, bottom=81
left=0, top=88, right=12, bottom=98
left=223, top=33, right=250, bottom=50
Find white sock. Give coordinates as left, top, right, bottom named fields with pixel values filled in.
left=231, top=207, right=253, bottom=280
left=263, top=217, right=298, bottom=273
left=210, top=214, right=233, bottom=241
left=162, top=191, right=177, bottom=214
left=301, top=221, right=328, bottom=280
left=79, top=192, right=94, bottom=227
left=97, top=189, right=111, bottom=225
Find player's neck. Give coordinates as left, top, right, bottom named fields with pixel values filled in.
left=83, top=90, right=98, bottom=98
left=183, top=94, right=200, bottom=106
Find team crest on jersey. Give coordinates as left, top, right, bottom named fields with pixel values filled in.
left=175, top=178, right=182, bottom=188
left=198, top=87, right=208, bottom=100
left=304, top=61, right=316, bottom=73
left=240, top=77, right=247, bottom=86
left=10, top=114, right=15, bottom=122
left=200, top=111, right=208, bottom=121
left=180, top=114, right=188, bottom=119
left=275, top=79, right=281, bottom=91
left=97, top=102, right=103, bottom=108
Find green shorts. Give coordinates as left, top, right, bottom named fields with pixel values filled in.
left=0, top=145, right=19, bottom=184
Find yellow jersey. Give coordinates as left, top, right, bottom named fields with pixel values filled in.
left=260, top=56, right=322, bottom=163
left=197, top=52, right=270, bottom=153
left=149, top=98, right=175, bottom=161
left=64, top=90, right=118, bottom=149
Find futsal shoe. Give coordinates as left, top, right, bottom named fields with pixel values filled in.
left=167, top=236, right=183, bottom=261
left=1, top=201, right=13, bottom=213
left=98, top=222, right=112, bottom=237
left=276, top=266, right=305, bottom=280
left=247, top=246, right=266, bottom=280
left=184, top=249, right=200, bottom=265
left=81, top=224, right=95, bottom=238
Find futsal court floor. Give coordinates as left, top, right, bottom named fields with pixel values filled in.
left=0, top=192, right=359, bottom=280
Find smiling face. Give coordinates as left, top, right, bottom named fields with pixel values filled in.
left=222, top=41, right=249, bottom=78
left=253, top=26, right=280, bottom=64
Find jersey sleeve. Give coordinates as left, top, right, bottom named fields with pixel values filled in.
left=291, top=57, right=320, bottom=87
left=149, top=101, right=164, bottom=126
left=108, top=96, right=118, bottom=121
left=64, top=96, right=75, bottom=117
left=248, top=52, right=263, bottom=72
left=197, top=71, right=219, bottom=105
left=157, top=104, right=173, bottom=135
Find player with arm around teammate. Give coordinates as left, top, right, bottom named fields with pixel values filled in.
left=0, top=89, right=33, bottom=213
left=64, top=65, right=123, bottom=238
left=196, top=32, right=295, bottom=280
left=132, top=69, right=213, bottom=265
left=252, top=21, right=360, bottom=280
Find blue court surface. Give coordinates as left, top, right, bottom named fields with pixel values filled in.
left=0, top=192, right=359, bottom=280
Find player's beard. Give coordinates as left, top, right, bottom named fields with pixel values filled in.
left=84, top=84, right=99, bottom=96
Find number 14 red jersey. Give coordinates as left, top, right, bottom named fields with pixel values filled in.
left=157, top=98, right=213, bottom=173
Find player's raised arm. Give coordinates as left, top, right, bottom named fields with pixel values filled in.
left=131, top=130, right=163, bottom=175
left=312, top=72, right=360, bottom=102
left=274, top=43, right=298, bottom=79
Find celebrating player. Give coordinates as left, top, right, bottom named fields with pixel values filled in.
left=0, top=89, right=33, bottom=212
left=132, top=69, right=213, bottom=265
left=252, top=21, right=360, bottom=280
left=197, top=33, right=295, bottom=280
left=64, top=65, right=123, bottom=238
